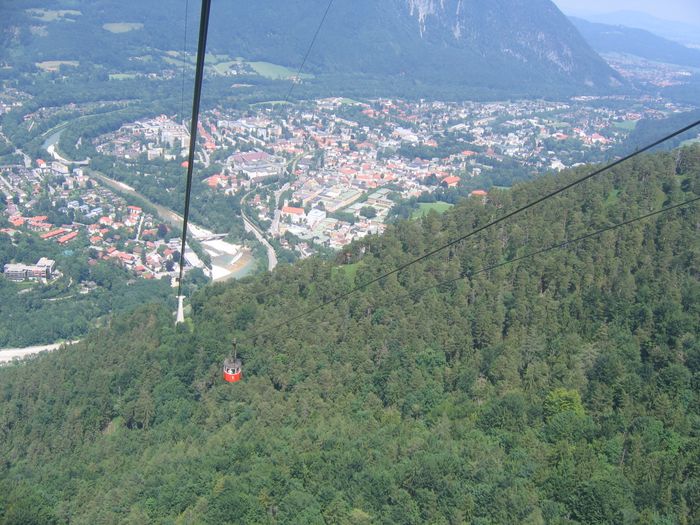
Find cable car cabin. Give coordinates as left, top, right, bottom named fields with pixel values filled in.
left=223, top=358, right=242, bottom=383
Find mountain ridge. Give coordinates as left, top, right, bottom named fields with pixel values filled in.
left=573, top=10, right=700, bottom=47
left=570, top=16, right=700, bottom=68
left=3, top=0, right=624, bottom=97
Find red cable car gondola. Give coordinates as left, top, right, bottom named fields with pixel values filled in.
left=223, top=341, right=242, bottom=383
left=223, top=358, right=242, bottom=383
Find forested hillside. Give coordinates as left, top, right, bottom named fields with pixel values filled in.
left=570, top=17, right=700, bottom=68
left=2, top=0, right=620, bottom=97
left=1, top=146, right=699, bottom=524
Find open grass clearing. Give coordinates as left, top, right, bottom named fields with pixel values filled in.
left=213, top=60, right=242, bottom=75
left=103, top=22, right=144, bottom=33
left=680, top=136, right=700, bottom=147
left=36, top=60, right=79, bottom=72
left=248, top=61, right=313, bottom=80
left=109, top=73, right=138, bottom=80
left=605, top=189, right=621, bottom=206
left=613, top=120, right=638, bottom=131
left=411, top=201, right=454, bottom=219
left=26, top=9, right=81, bottom=22
left=333, top=261, right=364, bottom=281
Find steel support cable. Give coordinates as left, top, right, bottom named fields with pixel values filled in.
left=179, top=0, right=191, bottom=124
left=391, top=196, right=700, bottom=305
left=234, top=119, right=700, bottom=338
left=284, top=0, right=335, bottom=103
left=226, top=0, right=335, bottom=288
left=177, top=0, right=212, bottom=300
left=239, top=196, right=699, bottom=344
left=234, top=119, right=700, bottom=307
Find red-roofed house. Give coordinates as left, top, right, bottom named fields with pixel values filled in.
left=41, top=229, right=68, bottom=240
left=281, top=206, right=306, bottom=224
left=28, top=221, right=53, bottom=232
left=9, top=216, right=24, bottom=228
left=470, top=190, right=488, bottom=203
left=442, top=176, right=460, bottom=188
left=57, top=231, right=79, bottom=244
left=204, top=174, right=227, bottom=189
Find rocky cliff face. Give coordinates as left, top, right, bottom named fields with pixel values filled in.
left=399, top=0, right=620, bottom=85
left=4, top=0, right=624, bottom=97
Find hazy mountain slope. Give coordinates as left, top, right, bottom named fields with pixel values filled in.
left=581, top=10, right=700, bottom=47
left=571, top=17, right=700, bottom=68
left=3, top=0, right=623, bottom=96
left=1, top=146, right=699, bottom=523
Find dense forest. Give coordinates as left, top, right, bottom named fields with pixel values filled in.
left=0, top=146, right=698, bottom=523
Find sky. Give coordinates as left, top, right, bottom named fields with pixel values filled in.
left=552, top=0, right=700, bottom=26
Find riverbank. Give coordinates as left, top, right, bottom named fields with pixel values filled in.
left=0, top=340, right=80, bottom=364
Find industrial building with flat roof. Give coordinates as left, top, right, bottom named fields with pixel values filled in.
left=3, top=257, right=56, bottom=282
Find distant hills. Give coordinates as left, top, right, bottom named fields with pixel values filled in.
left=573, top=10, right=700, bottom=48
left=2, top=0, right=624, bottom=98
left=571, top=17, right=700, bottom=69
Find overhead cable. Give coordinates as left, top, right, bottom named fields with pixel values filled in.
left=240, top=195, right=699, bottom=343
left=177, top=0, right=212, bottom=300
left=284, top=0, right=335, bottom=103
left=179, top=0, right=191, bottom=125
left=236, top=119, right=700, bottom=338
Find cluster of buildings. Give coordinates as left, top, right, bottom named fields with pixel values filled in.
left=1, top=158, right=191, bottom=285
left=604, top=54, right=696, bottom=88
left=82, top=93, right=696, bottom=261
left=94, top=115, right=189, bottom=161
left=162, top=95, right=688, bottom=256
left=0, top=88, right=29, bottom=116
left=3, top=257, right=56, bottom=282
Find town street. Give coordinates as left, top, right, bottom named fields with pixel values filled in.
left=241, top=188, right=278, bottom=271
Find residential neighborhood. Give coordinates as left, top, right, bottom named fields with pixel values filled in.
left=2, top=89, right=697, bottom=279
left=94, top=95, right=686, bottom=258
left=0, top=157, right=192, bottom=284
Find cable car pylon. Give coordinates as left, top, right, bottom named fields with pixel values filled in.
left=176, top=295, right=186, bottom=324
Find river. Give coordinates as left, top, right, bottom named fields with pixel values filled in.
left=89, top=170, right=258, bottom=280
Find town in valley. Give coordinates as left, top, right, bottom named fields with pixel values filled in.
left=1, top=87, right=697, bottom=289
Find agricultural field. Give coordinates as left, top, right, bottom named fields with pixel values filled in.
left=680, top=136, right=700, bottom=147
